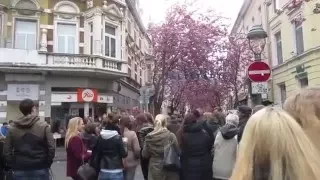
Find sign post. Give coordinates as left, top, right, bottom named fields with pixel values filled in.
left=247, top=61, right=271, bottom=106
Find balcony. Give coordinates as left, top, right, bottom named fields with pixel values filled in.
left=0, top=48, right=127, bottom=78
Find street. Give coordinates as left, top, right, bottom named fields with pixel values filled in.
left=51, top=161, right=144, bottom=180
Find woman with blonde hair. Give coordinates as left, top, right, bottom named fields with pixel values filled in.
left=66, top=117, right=91, bottom=180
left=230, top=107, right=320, bottom=180
left=284, top=87, right=320, bottom=151
left=142, top=114, right=179, bottom=180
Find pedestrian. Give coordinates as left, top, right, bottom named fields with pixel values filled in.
left=202, top=112, right=220, bottom=142
left=230, top=107, right=320, bottom=180
left=135, top=113, right=154, bottom=180
left=237, top=105, right=252, bottom=143
left=284, top=88, right=320, bottom=152
left=167, top=116, right=180, bottom=136
left=90, top=114, right=127, bottom=180
left=142, top=114, right=179, bottom=180
left=0, top=135, right=5, bottom=180
left=120, top=116, right=141, bottom=180
left=3, top=99, right=55, bottom=180
left=252, top=104, right=265, bottom=115
left=66, top=117, right=91, bottom=180
left=212, top=114, right=239, bottom=180
left=177, top=113, right=212, bottom=180
left=0, top=122, right=9, bottom=137
left=81, top=123, right=99, bottom=151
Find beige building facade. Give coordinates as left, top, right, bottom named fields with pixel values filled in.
left=0, top=0, right=152, bottom=122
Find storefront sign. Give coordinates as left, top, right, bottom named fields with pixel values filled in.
left=77, top=89, right=98, bottom=102
left=51, top=93, right=77, bottom=102
left=98, top=95, right=113, bottom=104
left=7, top=84, right=39, bottom=101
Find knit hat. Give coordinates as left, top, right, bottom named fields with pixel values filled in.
left=226, top=114, right=239, bottom=127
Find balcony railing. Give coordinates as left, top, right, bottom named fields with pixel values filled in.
left=0, top=48, right=125, bottom=74
left=45, top=53, right=123, bottom=72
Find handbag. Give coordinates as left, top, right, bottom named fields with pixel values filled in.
left=163, top=137, right=180, bottom=171
left=76, top=137, right=97, bottom=180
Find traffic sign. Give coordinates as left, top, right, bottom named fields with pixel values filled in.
left=251, top=82, right=268, bottom=94
left=247, top=61, right=271, bottom=82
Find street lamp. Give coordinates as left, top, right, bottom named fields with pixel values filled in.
left=247, top=25, right=268, bottom=60
left=247, top=25, right=268, bottom=106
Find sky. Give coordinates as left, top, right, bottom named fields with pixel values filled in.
left=140, top=0, right=244, bottom=29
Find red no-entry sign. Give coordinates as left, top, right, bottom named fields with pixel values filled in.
left=247, top=61, right=271, bottom=82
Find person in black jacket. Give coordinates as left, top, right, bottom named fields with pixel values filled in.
left=237, top=105, right=252, bottom=143
left=178, top=113, right=213, bottom=180
left=91, top=113, right=127, bottom=180
left=4, top=99, right=55, bottom=180
left=0, top=136, right=5, bottom=179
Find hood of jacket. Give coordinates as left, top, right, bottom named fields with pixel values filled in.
left=14, top=115, right=39, bottom=128
left=100, top=129, right=119, bottom=140
left=145, top=129, right=171, bottom=155
left=220, top=124, right=238, bottom=140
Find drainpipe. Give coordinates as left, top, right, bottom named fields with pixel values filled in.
left=264, top=0, right=274, bottom=104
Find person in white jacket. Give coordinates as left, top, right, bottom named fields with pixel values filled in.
left=212, top=114, right=239, bottom=180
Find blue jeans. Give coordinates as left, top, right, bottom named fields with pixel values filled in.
left=98, top=171, right=124, bottom=180
left=13, top=169, right=50, bottom=180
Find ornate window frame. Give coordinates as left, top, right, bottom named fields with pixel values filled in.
left=53, top=1, right=80, bottom=54
left=11, top=0, right=40, bottom=49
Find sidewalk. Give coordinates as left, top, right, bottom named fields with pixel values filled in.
left=54, top=147, right=67, bottom=161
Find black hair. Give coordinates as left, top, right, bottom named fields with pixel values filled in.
left=2, top=122, right=8, bottom=125
left=9, top=120, right=13, bottom=124
left=19, top=99, right=35, bottom=116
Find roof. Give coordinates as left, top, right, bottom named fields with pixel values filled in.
left=230, top=0, right=252, bottom=35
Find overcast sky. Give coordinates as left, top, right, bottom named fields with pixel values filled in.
left=140, top=0, right=244, bottom=28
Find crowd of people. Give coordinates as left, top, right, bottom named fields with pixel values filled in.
left=1, top=87, right=320, bottom=180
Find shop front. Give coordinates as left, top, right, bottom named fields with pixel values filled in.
left=50, top=88, right=113, bottom=123
left=6, top=84, right=42, bottom=121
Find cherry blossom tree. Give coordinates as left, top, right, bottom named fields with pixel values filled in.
left=149, top=3, right=229, bottom=114
left=224, top=34, right=253, bottom=107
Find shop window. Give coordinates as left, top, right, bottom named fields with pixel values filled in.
left=279, top=83, right=286, bottom=105
left=299, top=77, right=308, bottom=88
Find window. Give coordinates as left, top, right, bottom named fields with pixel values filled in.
left=89, top=23, right=93, bottom=54
left=279, top=84, right=286, bottom=105
left=134, top=63, right=137, bottom=72
left=128, top=68, right=131, bottom=77
left=275, top=31, right=283, bottom=64
left=105, top=25, right=116, bottom=58
left=274, top=0, right=280, bottom=11
left=57, top=23, right=76, bottom=53
left=294, top=20, right=304, bottom=55
left=14, top=20, right=37, bottom=50
left=299, top=77, right=308, bottom=88
left=128, top=57, right=132, bottom=66
left=135, top=73, right=137, bottom=81
left=139, top=38, right=141, bottom=48
left=134, top=30, right=137, bottom=41
left=127, top=20, right=131, bottom=34
left=140, top=78, right=142, bottom=85
left=140, top=69, right=142, bottom=76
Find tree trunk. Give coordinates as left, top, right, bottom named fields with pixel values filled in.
left=153, top=101, right=162, bottom=116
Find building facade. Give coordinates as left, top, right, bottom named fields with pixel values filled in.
left=231, top=0, right=320, bottom=107
left=268, top=0, right=320, bottom=106
left=230, top=0, right=272, bottom=107
left=0, top=0, right=152, bottom=122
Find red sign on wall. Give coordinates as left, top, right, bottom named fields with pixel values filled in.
left=77, top=89, right=98, bottom=102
